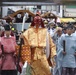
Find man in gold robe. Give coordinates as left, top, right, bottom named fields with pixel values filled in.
left=22, top=14, right=56, bottom=75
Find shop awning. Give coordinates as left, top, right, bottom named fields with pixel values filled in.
left=74, top=18, right=76, bottom=21
left=60, top=18, right=75, bottom=22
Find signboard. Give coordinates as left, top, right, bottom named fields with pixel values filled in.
left=53, top=0, right=76, bottom=4
left=64, top=5, right=76, bottom=17
left=64, top=12, right=76, bottom=17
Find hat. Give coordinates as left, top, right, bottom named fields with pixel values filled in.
left=48, top=21, right=55, bottom=26
left=4, top=25, right=11, bottom=31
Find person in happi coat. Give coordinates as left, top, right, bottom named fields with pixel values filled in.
left=58, top=25, right=76, bottom=75
left=22, top=14, right=56, bottom=75
left=0, top=25, right=17, bottom=75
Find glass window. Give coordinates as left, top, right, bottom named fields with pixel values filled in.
left=46, top=6, right=52, bottom=11
left=52, top=5, right=56, bottom=11
left=41, top=6, right=46, bottom=10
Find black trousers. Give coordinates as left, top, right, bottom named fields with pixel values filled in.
left=1, top=70, right=17, bottom=75
left=61, top=67, right=76, bottom=75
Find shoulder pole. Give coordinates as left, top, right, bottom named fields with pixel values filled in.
left=63, top=40, right=66, bottom=52
left=16, top=38, right=23, bottom=75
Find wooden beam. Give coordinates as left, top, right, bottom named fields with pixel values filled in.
left=9, top=10, right=35, bottom=18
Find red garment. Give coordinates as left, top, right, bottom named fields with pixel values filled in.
left=0, top=36, right=17, bottom=70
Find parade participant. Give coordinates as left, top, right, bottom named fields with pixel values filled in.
left=53, top=27, right=62, bottom=47
left=0, top=25, right=17, bottom=75
left=58, top=25, right=76, bottom=75
left=48, top=22, right=56, bottom=37
left=1, top=25, right=14, bottom=37
left=52, top=27, right=62, bottom=75
left=22, top=14, right=56, bottom=75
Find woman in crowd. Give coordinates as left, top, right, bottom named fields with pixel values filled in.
left=22, top=14, right=56, bottom=75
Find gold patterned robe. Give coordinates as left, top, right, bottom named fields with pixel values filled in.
left=23, top=27, right=56, bottom=75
